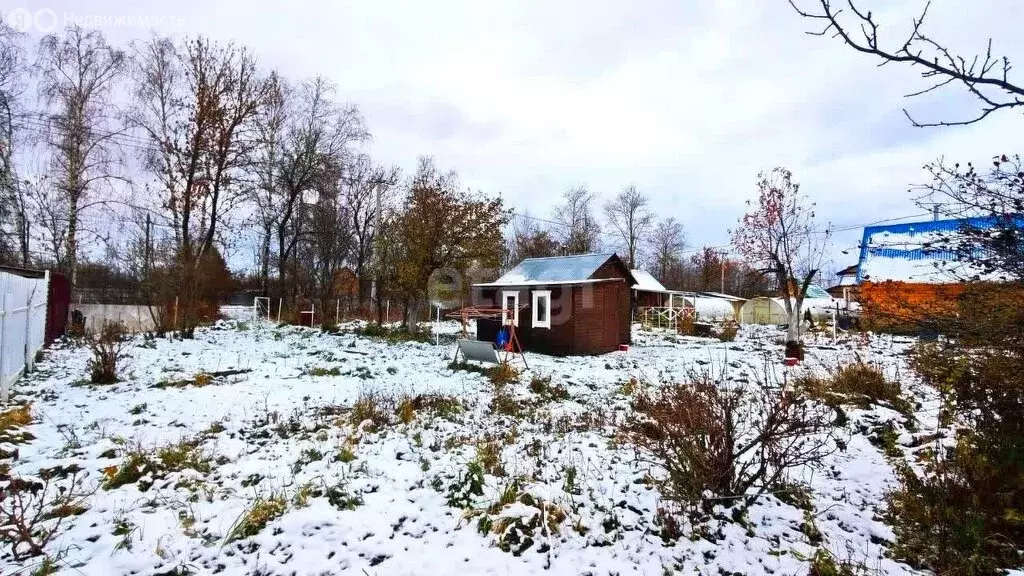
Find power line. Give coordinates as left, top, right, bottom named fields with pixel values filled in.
left=509, top=209, right=937, bottom=256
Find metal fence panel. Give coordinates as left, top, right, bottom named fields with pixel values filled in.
left=0, top=270, right=50, bottom=403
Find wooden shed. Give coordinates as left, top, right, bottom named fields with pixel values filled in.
left=471, top=253, right=636, bottom=356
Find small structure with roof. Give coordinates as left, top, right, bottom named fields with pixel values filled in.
left=738, top=284, right=839, bottom=325
left=471, top=253, right=635, bottom=355
left=826, top=265, right=859, bottom=300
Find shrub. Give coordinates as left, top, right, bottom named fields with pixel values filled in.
left=796, top=362, right=912, bottom=414
left=620, top=368, right=836, bottom=513
left=0, top=465, right=93, bottom=561
left=488, top=363, right=519, bottom=386
left=87, top=322, right=129, bottom=384
left=886, top=343, right=1024, bottom=575
left=716, top=321, right=739, bottom=342
left=355, top=323, right=432, bottom=344
left=677, top=315, right=695, bottom=336
left=883, top=287, right=1024, bottom=575
left=529, top=375, right=570, bottom=401
left=304, top=366, right=342, bottom=377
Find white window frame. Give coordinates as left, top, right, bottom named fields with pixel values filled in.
left=532, top=290, right=552, bottom=329
left=501, top=290, right=520, bottom=326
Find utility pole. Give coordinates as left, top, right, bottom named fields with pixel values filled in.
left=370, top=182, right=381, bottom=303
left=718, top=249, right=729, bottom=294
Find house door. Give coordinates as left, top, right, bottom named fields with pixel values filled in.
left=605, top=287, right=618, bottom=348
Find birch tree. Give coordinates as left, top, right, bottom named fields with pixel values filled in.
left=0, top=21, right=26, bottom=265
left=37, top=25, right=126, bottom=293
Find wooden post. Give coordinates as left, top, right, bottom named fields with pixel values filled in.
left=278, top=298, right=283, bottom=324
left=335, top=299, right=340, bottom=324
left=173, top=296, right=179, bottom=336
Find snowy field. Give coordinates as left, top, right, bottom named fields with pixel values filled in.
left=1, top=318, right=941, bottom=575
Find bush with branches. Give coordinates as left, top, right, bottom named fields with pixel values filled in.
left=0, top=465, right=94, bottom=561
left=620, top=367, right=837, bottom=516
left=86, top=321, right=128, bottom=384
left=886, top=332, right=1024, bottom=575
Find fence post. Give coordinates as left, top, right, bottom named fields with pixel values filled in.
left=0, top=288, right=8, bottom=404
left=23, top=283, right=32, bottom=374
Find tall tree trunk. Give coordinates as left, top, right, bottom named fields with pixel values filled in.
left=66, top=196, right=78, bottom=296
left=260, top=224, right=271, bottom=296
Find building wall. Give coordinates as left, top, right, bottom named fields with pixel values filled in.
left=636, top=290, right=668, bottom=308
left=859, top=281, right=964, bottom=331
left=471, top=281, right=630, bottom=355
left=77, top=304, right=159, bottom=333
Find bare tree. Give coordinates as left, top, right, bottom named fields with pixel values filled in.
left=37, top=25, right=126, bottom=292
left=507, top=213, right=559, bottom=265
left=604, top=185, right=654, bottom=268
left=0, top=21, right=27, bottom=265
left=249, top=71, right=290, bottom=295
left=343, top=154, right=399, bottom=304
left=732, top=168, right=830, bottom=347
left=128, top=35, right=268, bottom=335
left=273, top=77, right=368, bottom=302
left=914, top=154, right=1024, bottom=281
left=790, top=0, right=1024, bottom=127
left=648, top=217, right=686, bottom=286
left=552, top=185, right=601, bottom=255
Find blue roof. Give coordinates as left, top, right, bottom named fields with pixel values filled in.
left=856, top=215, right=1024, bottom=283
left=487, top=253, right=622, bottom=285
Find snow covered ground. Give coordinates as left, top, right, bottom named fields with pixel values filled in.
left=1, top=318, right=940, bottom=575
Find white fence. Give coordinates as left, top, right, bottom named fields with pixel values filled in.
left=1, top=270, right=49, bottom=403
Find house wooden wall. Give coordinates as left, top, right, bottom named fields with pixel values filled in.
left=472, top=280, right=630, bottom=355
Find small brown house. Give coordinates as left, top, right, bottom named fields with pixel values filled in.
left=471, top=253, right=636, bottom=356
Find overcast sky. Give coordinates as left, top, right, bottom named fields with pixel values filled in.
left=7, top=0, right=1024, bottom=270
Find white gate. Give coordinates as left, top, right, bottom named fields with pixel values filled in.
left=0, top=270, right=50, bottom=403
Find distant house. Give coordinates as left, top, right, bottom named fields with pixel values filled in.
left=631, top=269, right=680, bottom=308
left=855, top=216, right=1023, bottom=323
left=471, top=253, right=635, bottom=356
left=631, top=270, right=743, bottom=321
left=826, top=265, right=859, bottom=300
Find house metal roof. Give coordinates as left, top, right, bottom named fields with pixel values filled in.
left=856, top=215, right=1024, bottom=283
left=631, top=269, right=668, bottom=293
left=478, top=253, right=625, bottom=287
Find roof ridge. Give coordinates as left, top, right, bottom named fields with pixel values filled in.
left=517, top=253, right=614, bottom=262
